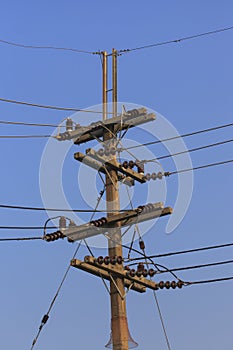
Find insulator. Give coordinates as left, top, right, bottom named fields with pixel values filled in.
left=110, top=256, right=117, bottom=265
left=171, top=281, right=177, bottom=289
left=98, top=217, right=107, bottom=227
left=97, top=256, right=104, bottom=264
left=135, top=160, right=145, bottom=174
left=151, top=172, right=157, bottom=180
left=104, top=147, right=110, bottom=156
left=142, top=270, right=148, bottom=277
left=94, top=220, right=101, bottom=227
left=128, top=160, right=135, bottom=169
left=136, top=271, right=143, bottom=277
left=116, top=256, right=123, bottom=264
left=139, top=240, right=145, bottom=250
left=137, top=263, right=144, bottom=272
left=122, top=161, right=129, bottom=168
left=129, top=269, right=136, bottom=277
left=128, top=109, right=140, bottom=118
left=124, top=265, right=130, bottom=271
left=165, top=281, right=171, bottom=289
left=177, top=280, right=184, bottom=289
left=66, top=118, right=73, bottom=132
left=59, top=216, right=66, bottom=229
left=145, top=173, right=151, bottom=181
left=104, top=256, right=110, bottom=265
left=157, top=172, right=163, bottom=180
left=158, top=281, right=165, bottom=289
left=137, top=205, right=144, bottom=214
left=148, top=203, right=155, bottom=211
left=110, top=147, right=116, bottom=155
left=98, top=148, right=104, bottom=157
left=148, top=268, right=156, bottom=277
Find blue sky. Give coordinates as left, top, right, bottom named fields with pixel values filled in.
left=0, top=1, right=233, bottom=349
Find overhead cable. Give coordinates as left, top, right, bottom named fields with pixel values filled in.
left=0, top=38, right=95, bottom=55
left=0, top=97, right=105, bottom=114
left=119, top=25, right=233, bottom=53
left=120, top=122, right=233, bottom=151
left=127, top=242, right=233, bottom=261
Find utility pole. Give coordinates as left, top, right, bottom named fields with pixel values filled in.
left=103, top=49, right=129, bottom=350
left=50, top=48, right=181, bottom=350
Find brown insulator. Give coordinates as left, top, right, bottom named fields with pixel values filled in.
left=148, top=268, right=156, bottom=277
left=177, top=280, right=184, bottom=289
left=158, top=281, right=165, bottom=289
left=137, top=262, right=145, bottom=272
left=110, top=256, right=117, bottom=265
left=104, top=147, right=110, bottom=156
left=122, top=160, right=129, bottom=168
left=142, top=269, right=148, bottom=277
left=145, top=173, right=151, bottom=181
left=171, top=281, right=177, bottom=289
left=116, top=256, right=123, bottom=264
left=97, top=256, right=104, bottom=264
left=129, top=269, right=136, bottom=277
left=128, top=160, right=135, bottom=169
left=151, top=172, right=157, bottom=180
left=165, top=281, right=171, bottom=289
left=104, top=256, right=110, bottom=265
left=157, top=171, right=163, bottom=179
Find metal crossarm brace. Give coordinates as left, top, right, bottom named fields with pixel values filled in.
left=55, top=108, right=156, bottom=145
left=71, top=256, right=160, bottom=292
left=74, top=150, right=146, bottom=183
left=61, top=203, right=172, bottom=242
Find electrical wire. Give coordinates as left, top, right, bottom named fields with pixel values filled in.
left=119, top=122, right=233, bottom=151
left=169, top=159, right=233, bottom=175
left=144, top=138, right=233, bottom=162
left=0, top=135, right=52, bottom=139
left=30, top=240, right=82, bottom=350
left=119, top=25, right=233, bottom=53
left=0, top=236, right=42, bottom=241
left=0, top=226, right=56, bottom=230
left=0, top=204, right=127, bottom=213
left=0, top=120, right=65, bottom=127
left=0, top=38, right=96, bottom=55
left=166, top=259, right=233, bottom=274
left=0, top=97, right=108, bottom=114
left=126, top=242, right=233, bottom=261
left=187, top=276, right=233, bottom=286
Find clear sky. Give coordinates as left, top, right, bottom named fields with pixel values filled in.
left=0, top=1, right=233, bottom=349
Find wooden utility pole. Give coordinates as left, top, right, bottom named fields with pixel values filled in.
left=103, top=48, right=129, bottom=350
left=53, top=48, right=176, bottom=350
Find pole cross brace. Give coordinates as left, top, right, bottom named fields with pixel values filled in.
left=70, top=258, right=146, bottom=293
left=74, top=150, right=146, bottom=183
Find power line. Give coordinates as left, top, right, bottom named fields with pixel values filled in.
left=0, top=97, right=105, bottom=114
left=187, top=276, right=233, bottom=286
left=120, top=122, right=233, bottom=151
left=0, top=38, right=96, bottom=55
left=0, top=120, right=64, bottom=127
left=0, top=236, right=42, bottom=241
left=0, top=135, right=51, bottom=139
left=160, top=259, right=233, bottom=274
left=0, top=226, right=56, bottom=230
left=119, top=25, right=233, bottom=53
left=127, top=242, right=233, bottom=261
left=0, top=204, right=128, bottom=213
left=30, top=241, right=82, bottom=350
left=145, top=138, right=233, bottom=162
left=168, top=159, right=233, bottom=175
